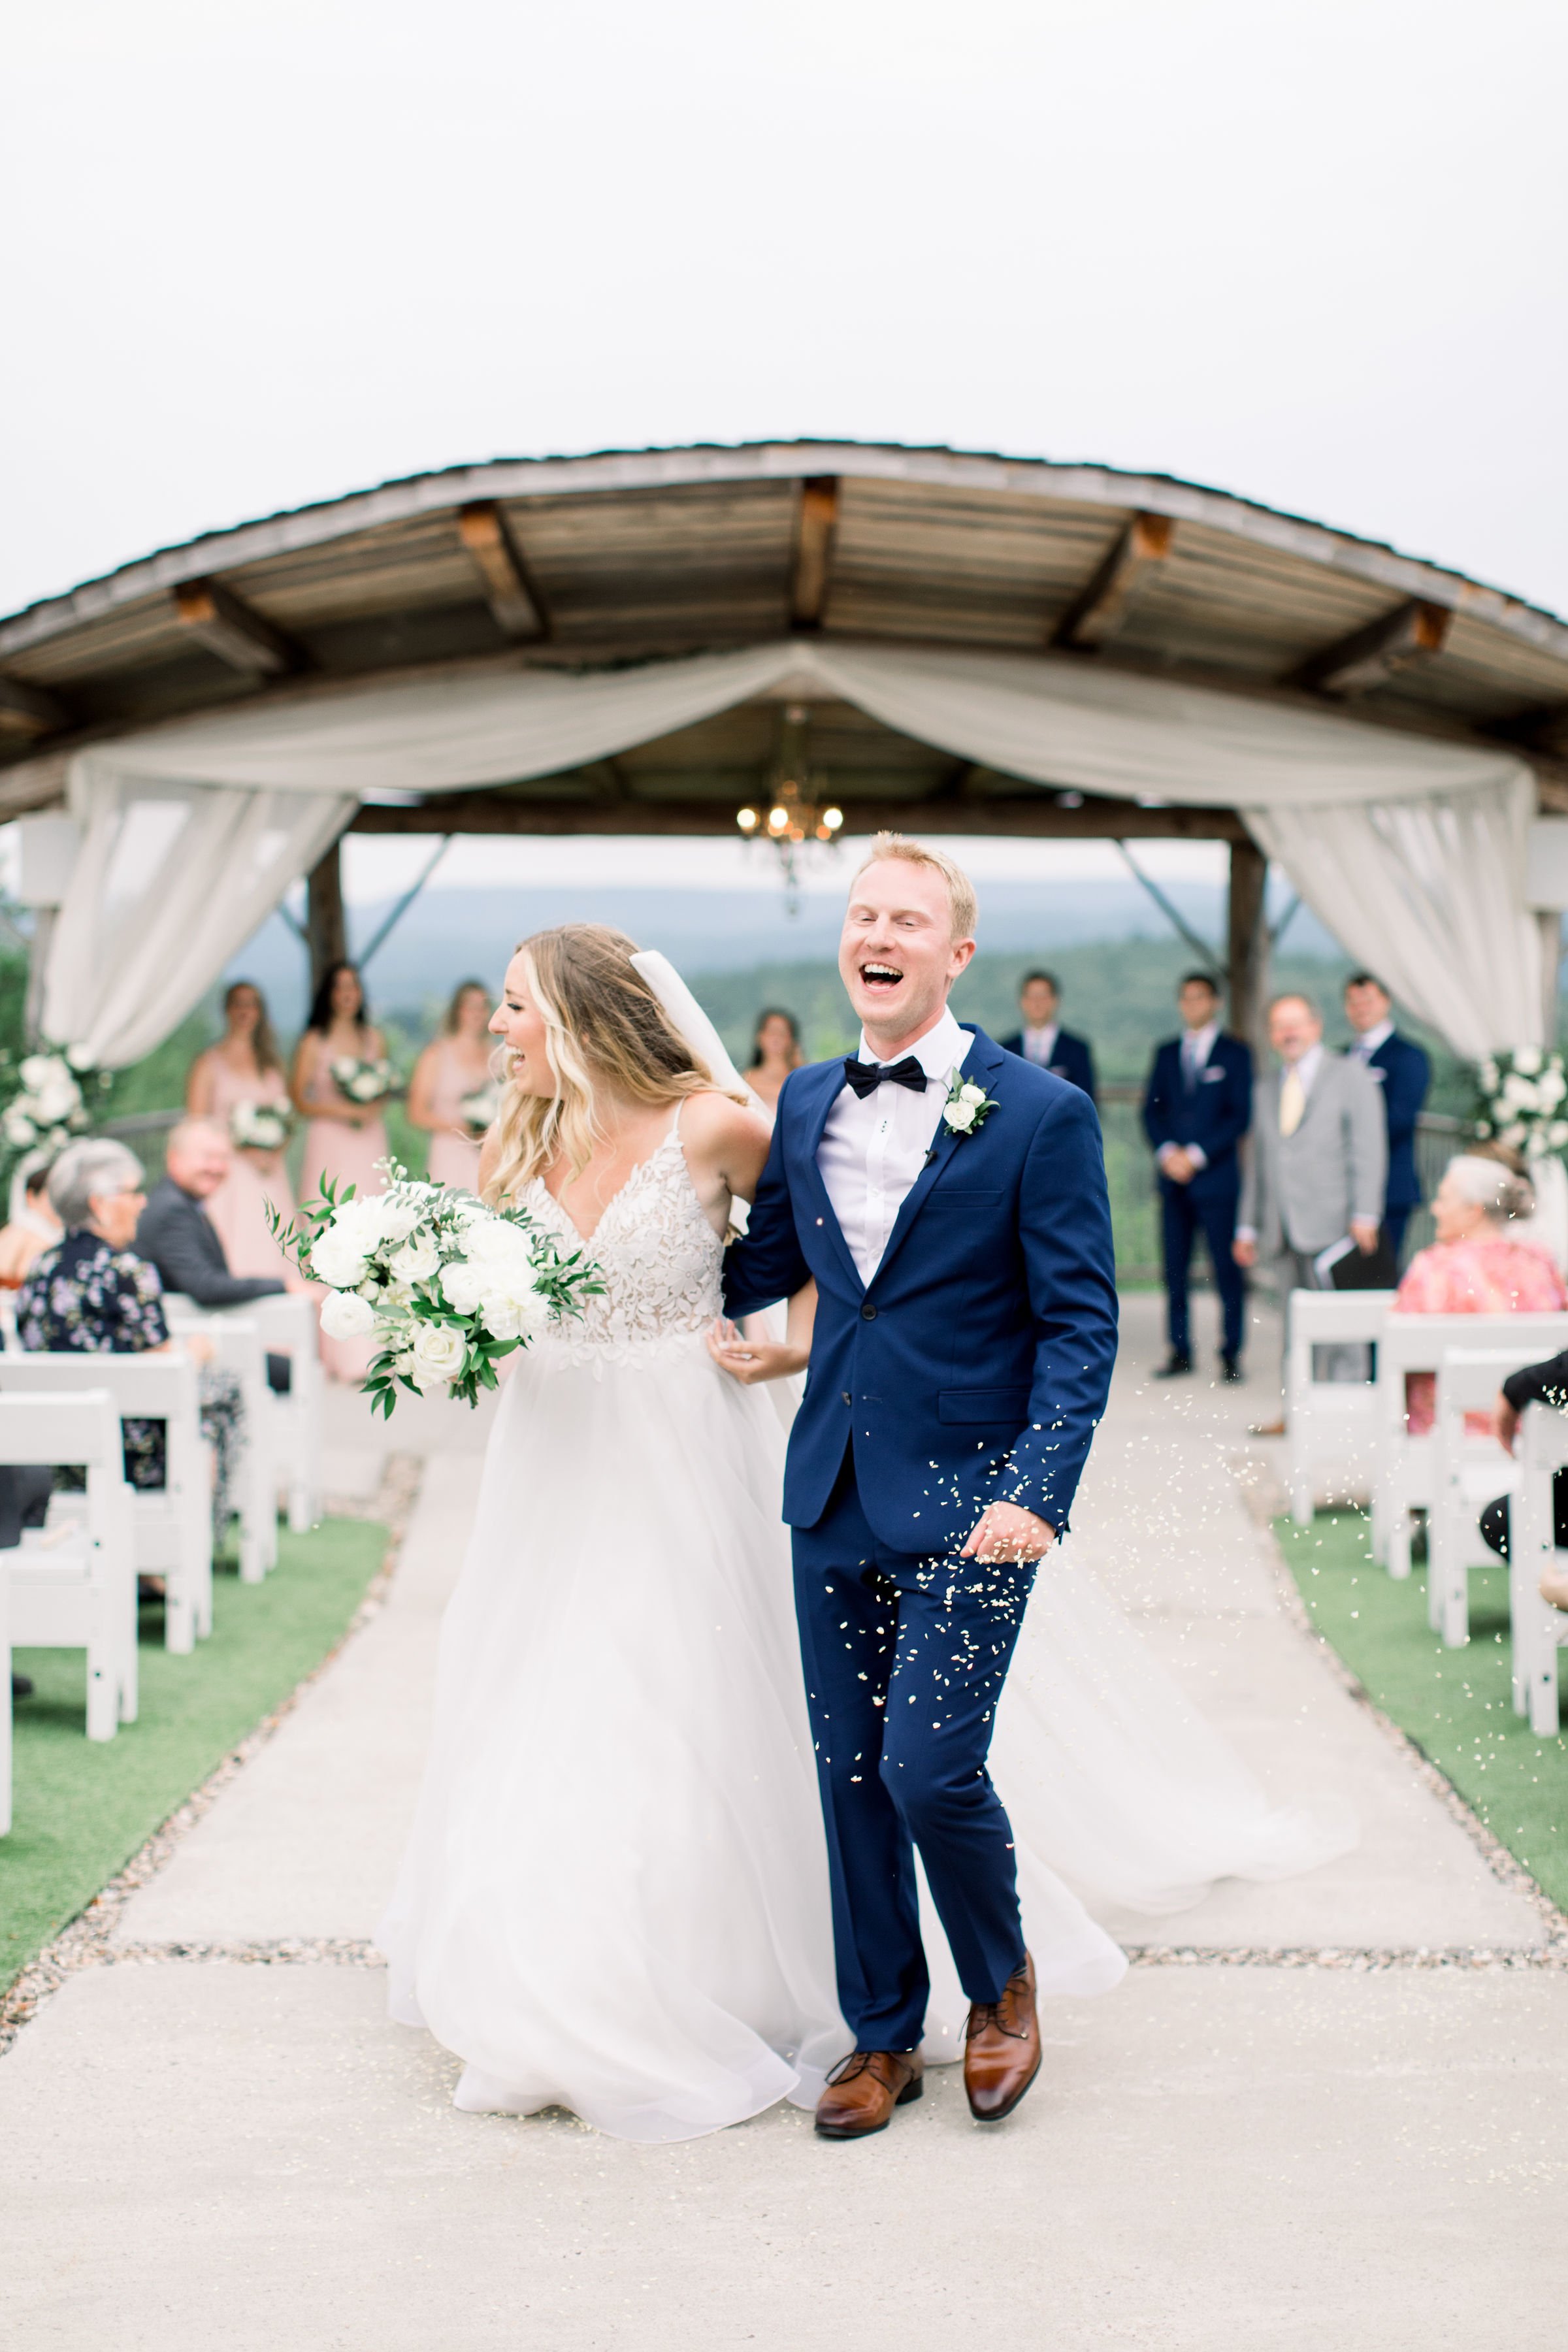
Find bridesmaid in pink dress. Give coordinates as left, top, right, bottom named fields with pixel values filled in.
left=291, top=960, right=393, bottom=1382
left=407, top=979, right=495, bottom=1192
left=1394, top=1152, right=1567, bottom=1433
left=186, top=981, right=295, bottom=1281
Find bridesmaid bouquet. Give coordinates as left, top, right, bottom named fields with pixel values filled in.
left=270, top=1165, right=602, bottom=1414
left=230, top=1100, right=294, bottom=1152
left=458, top=1080, right=501, bottom=1138
left=331, top=1054, right=402, bottom=1107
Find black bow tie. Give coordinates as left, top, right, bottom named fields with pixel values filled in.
left=843, top=1054, right=928, bottom=1100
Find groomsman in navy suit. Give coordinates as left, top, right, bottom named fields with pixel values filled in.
left=1343, top=973, right=1430, bottom=1262
left=998, top=972, right=1097, bottom=1103
left=1142, top=972, right=1254, bottom=1380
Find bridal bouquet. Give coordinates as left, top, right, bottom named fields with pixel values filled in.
left=458, top=1079, right=501, bottom=1138
left=0, top=1047, right=96, bottom=1154
left=230, top=1099, right=293, bottom=1153
left=272, top=1164, right=602, bottom=1414
left=331, top=1054, right=401, bottom=1107
left=1474, top=1048, right=1568, bottom=1156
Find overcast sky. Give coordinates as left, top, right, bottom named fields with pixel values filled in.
left=5, top=2, right=1563, bottom=903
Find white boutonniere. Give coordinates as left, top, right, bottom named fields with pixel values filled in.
left=940, top=1070, right=999, bottom=1139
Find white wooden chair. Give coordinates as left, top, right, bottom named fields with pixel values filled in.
left=1, top=1390, right=137, bottom=1831
left=1285, top=1288, right=1395, bottom=1525
left=1428, top=1346, right=1533, bottom=1647
left=0, top=1352, right=212, bottom=1653
left=164, top=1290, right=323, bottom=1533
left=161, top=1303, right=276, bottom=1582
left=1510, top=1402, right=1568, bottom=1735
left=1373, top=1312, right=1568, bottom=1578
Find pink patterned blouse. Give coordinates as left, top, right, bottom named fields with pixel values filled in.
left=1394, top=1233, right=1567, bottom=1433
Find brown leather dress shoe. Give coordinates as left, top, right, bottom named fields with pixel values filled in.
left=964, top=1951, right=1041, bottom=2121
left=814, top=2049, right=924, bottom=2140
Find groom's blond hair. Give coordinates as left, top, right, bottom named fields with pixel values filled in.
left=853, top=834, right=978, bottom=941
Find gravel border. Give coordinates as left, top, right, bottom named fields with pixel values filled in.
left=0, top=1454, right=421, bottom=2058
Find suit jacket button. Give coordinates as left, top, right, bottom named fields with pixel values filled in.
left=860, top=1303, right=877, bottom=1320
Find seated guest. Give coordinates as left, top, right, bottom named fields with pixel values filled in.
left=1141, top=972, right=1253, bottom=1380
left=999, top=972, right=1096, bottom=1102
left=1344, top=973, right=1431, bottom=1264
left=137, top=1117, right=301, bottom=1393
left=1392, top=1153, right=1565, bottom=1434
left=0, top=1161, right=61, bottom=1288
left=745, top=1008, right=805, bottom=1114
left=16, top=1138, right=244, bottom=1542
left=1478, top=1348, right=1568, bottom=1606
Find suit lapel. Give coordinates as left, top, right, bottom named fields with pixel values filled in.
left=872, top=1027, right=1004, bottom=1288
left=792, top=1058, right=864, bottom=1294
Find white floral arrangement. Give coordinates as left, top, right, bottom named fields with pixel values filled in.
left=331, top=1054, right=401, bottom=1107
left=230, top=1099, right=294, bottom=1153
left=458, top=1080, right=501, bottom=1139
left=1474, top=1047, right=1568, bottom=1156
left=270, top=1164, right=602, bottom=1414
left=1, top=1047, right=95, bottom=1154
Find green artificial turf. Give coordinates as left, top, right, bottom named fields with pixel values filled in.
left=2, top=1516, right=387, bottom=1989
left=1277, top=1509, right=1568, bottom=1914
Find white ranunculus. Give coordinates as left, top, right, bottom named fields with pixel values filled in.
left=410, top=1321, right=467, bottom=1388
left=309, top=1227, right=370, bottom=1288
left=464, top=1220, right=535, bottom=1278
left=943, top=1100, right=977, bottom=1132
left=440, top=1260, right=487, bottom=1315
left=4, top=1110, right=37, bottom=1147
left=390, top=1234, right=440, bottom=1284
left=319, top=1288, right=377, bottom=1341
left=1516, top=1047, right=1544, bottom=1076
left=483, top=1272, right=549, bottom=1338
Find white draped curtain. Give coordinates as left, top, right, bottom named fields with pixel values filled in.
left=25, top=638, right=1545, bottom=1065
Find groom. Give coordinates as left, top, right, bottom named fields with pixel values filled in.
left=724, top=834, right=1118, bottom=2139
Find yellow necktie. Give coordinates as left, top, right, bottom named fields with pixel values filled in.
left=1279, top=1068, right=1305, bottom=1138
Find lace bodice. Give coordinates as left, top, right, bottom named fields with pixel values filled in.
left=521, top=1121, right=723, bottom=1367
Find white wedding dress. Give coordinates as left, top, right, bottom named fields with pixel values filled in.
left=379, top=1109, right=1354, bottom=2138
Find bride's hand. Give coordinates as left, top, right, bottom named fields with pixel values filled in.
left=706, top=1317, right=807, bottom=1386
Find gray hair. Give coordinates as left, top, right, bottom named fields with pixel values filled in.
left=48, top=1138, right=144, bottom=1231
left=1444, top=1152, right=1535, bottom=1224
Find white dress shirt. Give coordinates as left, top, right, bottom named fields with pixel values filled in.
left=1350, top=1019, right=1394, bottom=1061
left=817, top=1005, right=971, bottom=1286
left=1021, top=1021, right=1058, bottom=1069
left=1235, top=1043, right=1325, bottom=1243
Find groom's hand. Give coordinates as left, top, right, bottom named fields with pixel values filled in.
left=961, top=1501, right=1056, bottom=1563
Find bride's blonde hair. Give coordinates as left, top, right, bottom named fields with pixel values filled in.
left=483, top=923, right=744, bottom=1205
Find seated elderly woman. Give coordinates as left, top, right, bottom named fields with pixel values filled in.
left=1392, top=1152, right=1567, bottom=1434
left=13, top=1137, right=244, bottom=1539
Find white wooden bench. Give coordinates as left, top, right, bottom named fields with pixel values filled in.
left=161, top=1303, right=276, bottom=1582
left=1, top=1390, right=137, bottom=1833
left=1428, top=1346, right=1532, bottom=1647
left=1511, top=1402, right=1568, bottom=1735
left=164, top=1290, right=323, bottom=1534
left=1373, top=1312, right=1568, bottom=1579
left=0, top=1352, right=212, bottom=1653
left=1285, top=1288, right=1394, bottom=1525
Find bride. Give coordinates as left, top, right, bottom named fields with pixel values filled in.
left=379, top=923, right=1352, bottom=2142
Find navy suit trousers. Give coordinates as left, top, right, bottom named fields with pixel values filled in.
left=1161, top=1178, right=1245, bottom=1360
left=792, top=1449, right=1034, bottom=2051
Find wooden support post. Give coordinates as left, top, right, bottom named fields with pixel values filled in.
left=1226, top=833, right=1270, bottom=1062
left=306, top=840, right=347, bottom=1000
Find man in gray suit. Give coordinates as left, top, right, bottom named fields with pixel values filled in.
left=1233, top=993, right=1386, bottom=1428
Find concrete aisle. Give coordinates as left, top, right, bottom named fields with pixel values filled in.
left=4, top=1298, right=1565, bottom=2350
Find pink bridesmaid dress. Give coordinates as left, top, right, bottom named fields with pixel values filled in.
left=423, top=1039, right=489, bottom=1192
left=302, top=1040, right=391, bottom=1384
left=203, top=1057, right=296, bottom=1281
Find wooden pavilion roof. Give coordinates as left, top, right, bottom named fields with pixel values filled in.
left=3, top=440, right=1566, bottom=832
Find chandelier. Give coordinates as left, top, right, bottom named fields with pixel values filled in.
left=736, top=704, right=843, bottom=900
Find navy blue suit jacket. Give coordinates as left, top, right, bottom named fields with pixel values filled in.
left=1356, top=1032, right=1430, bottom=1211
left=997, top=1026, right=1097, bottom=1104
left=1141, top=1033, right=1253, bottom=1198
left=722, top=1028, right=1119, bottom=1554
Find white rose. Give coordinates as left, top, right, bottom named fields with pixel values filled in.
left=1516, top=1047, right=1544, bottom=1076
left=960, top=1083, right=987, bottom=1105
left=440, top=1260, right=487, bottom=1315
left=410, top=1321, right=467, bottom=1388
left=375, top=1200, right=421, bottom=1245
left=1503, top=1075, right=1539, bottom=1110
left=943, top=1100, right=977, bottom=1132
left=4, top=1110, right=37, bottom=1147
left=484, top=1275, right=549, bottom=1339
left=309, top=1226, right=370, bottom=1288
left=319, top=1288, right=377, bottom=1341
left=1501, top=1122, right=1528, bottom=1148
left=18, top=1054, right=52, bottom=1092
left=1540, top=1071, right=1565, bottom=1107
left=390, top=1235, right=440, bottom=1284
left=33, top=1078, right=80, bottom=1124
left=465, top=1218, right=535, bottom=1275
left=1479, top=1058, right=1499, bottom=1092
left=65, top=1043, right=97, bottom=1072
left=1552, top=1121, right=1568, bottom=1147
